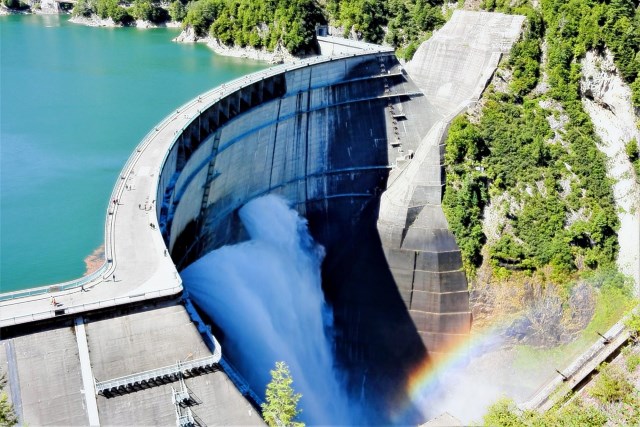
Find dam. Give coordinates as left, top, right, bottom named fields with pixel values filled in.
left=0, top=11, right=524, bottom=425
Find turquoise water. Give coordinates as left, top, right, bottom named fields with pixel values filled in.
left=0, top=14, right=266, bottom=292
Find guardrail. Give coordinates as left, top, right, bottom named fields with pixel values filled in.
left=95, top=353, right=220, bottom=395
left=0, top=50, right=394, bottom=323
left=0, top=263, right=109, bottom=302
left=0, top=286, right=182, bottom=327
left=519, top=308, right=636, bottom=411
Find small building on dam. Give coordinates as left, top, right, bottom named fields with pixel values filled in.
left=0, top=11, right=524, bottom=426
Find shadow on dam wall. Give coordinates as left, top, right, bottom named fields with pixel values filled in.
left=164, top=53, right=430, bottom=423
left=314, top=197, right=427, bottom=422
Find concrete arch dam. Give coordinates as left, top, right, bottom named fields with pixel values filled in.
left=160, top=10, right=524, bottom=404
left=0, top=10, right=524, bottom=426
left=161, top=51, right=440, bottom=401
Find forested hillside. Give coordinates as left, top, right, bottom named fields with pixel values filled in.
left=67, top=0, right=640, bottom=96
left=69, top=0, right=452, bottom=56
left=442, top=0, right=639, bottom=291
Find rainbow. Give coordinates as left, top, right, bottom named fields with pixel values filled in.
left=389, top=321, right=509, bottom=424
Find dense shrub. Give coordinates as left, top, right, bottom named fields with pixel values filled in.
left=3, top=0, right=30, bottom=10
left=182, top=0, right=324, bottom=55
left=482, top=397, right=607, bottom=426
left=168, top=0, right=186, bottom=22
left=73, top=0, right=95, bottom=16
left=441, top=0, right=625, bottom=280
left=590, top=363, right=635, bottom=404
left=131, top=0, right=169, bottom=23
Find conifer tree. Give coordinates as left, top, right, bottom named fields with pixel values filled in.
left=261, top=361, right=304, bottom=427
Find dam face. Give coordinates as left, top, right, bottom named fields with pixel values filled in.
left=158, top=52, right=436, bottom=413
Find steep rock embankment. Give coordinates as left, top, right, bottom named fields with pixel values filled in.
left=69, top=14, right=180, bottom=28
left=581, top=50, right=640, bottom=292
left=173, top=25, right=296, bottom=63
left=69, top=15, right=118, bottom=27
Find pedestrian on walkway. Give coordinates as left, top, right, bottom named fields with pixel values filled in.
left=112, top=274, right=116, bottom=282
left=50, top=296, right=57, bottom=306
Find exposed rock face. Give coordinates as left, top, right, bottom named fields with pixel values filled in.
left=581, top=50, right=640, bottom=292
left=69, top=15, right=117, bottom=27
left=38, top=0, right=59, bottom=14
left=173, top=25, right=296, bottom=63
left=173, top=24, right=197, bottom=42
left=206, top=38, right=295, bottom=64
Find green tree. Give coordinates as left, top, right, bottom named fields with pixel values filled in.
left=631, top=78, right=640, bottom=107
left=261, top=361, right=303, bottom=427
left=72, top=0, right=96, bottom=17
left=131, top=0, right=153, bottom=21
left=0, top=373, right=17, bottom=426
left=626, top=138, right=639, bottom=161
left=626, top=312, right=640, bottom=339
left=589, top=362, right=634, bottom=404
left=169, top=0, right=186, bottom=22
left=482, top=398, right=524, bottom=427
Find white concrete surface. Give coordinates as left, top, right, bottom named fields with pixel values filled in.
left=75, top=317, right=100, bottom=426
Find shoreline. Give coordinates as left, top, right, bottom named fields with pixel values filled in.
left=172, top=25, right=299, bottom=64
left=12, top=10, right=296, bottom=63
left=205, top=38, right=297, bottom=64
left=83, top=244, right=106, bottom=276
left=68, top=14, right=181, bottom=28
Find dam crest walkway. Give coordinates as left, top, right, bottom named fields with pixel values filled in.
left=0, top=50, right=392, bottom=328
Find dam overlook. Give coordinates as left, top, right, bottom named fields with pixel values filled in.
left=0, top=11, right=525, bottom=426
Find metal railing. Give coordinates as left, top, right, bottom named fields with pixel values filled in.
left=0, top=263, right=109, bottom=303
left=95, top=353, right=220, bottom=395
left=0, top=285, right=182, bottom=327
left=519, top=308, right=636, bottom=411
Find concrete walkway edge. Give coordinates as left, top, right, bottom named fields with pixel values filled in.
left=3, top=340, right=24, bottom=424
left=74, top=317, right=100, bottom=426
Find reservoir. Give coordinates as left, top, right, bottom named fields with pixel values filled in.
left=0, top=14, right=266, bottom=292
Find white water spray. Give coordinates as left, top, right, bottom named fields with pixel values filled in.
left=181, top=195, right=355, bottom=425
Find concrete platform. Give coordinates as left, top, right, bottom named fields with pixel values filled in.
left=85, top=304, right=212, bottom=380
left=1, top=303, right=261, bottom=426
left=2, top=327, right=88, bottom=426
left=87, top=305, right=261, bottom=426
left=97, top=371, right=262, bottom=426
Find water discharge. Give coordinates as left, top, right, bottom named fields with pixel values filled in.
left=181, top=195, right=356, bottom=425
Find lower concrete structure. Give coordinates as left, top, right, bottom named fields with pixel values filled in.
left=0, top=302, right=261, bottom=426
left=2, top=326, right=88, bottom=426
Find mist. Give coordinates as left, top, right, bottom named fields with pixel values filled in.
left=181, top=194, right=357, bottom=425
